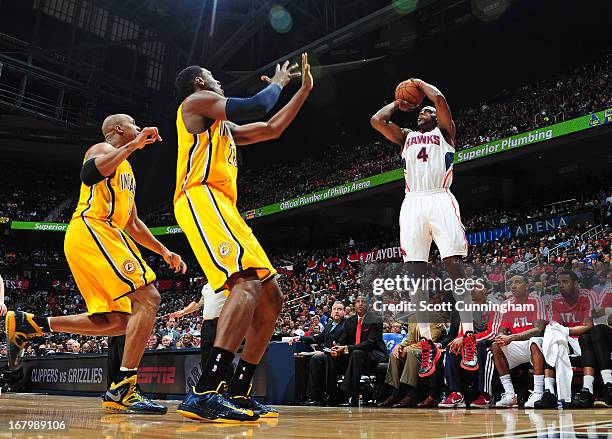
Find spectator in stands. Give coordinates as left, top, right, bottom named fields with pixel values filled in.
left=71, top=342, right=81, bottom=354
left=157, top=335, right=173, bottom=350
left=158, top=318, right=181, bottom=347
left=331, top=296, right=387, bottom=406
left=179, top=333, right=196, bottom=349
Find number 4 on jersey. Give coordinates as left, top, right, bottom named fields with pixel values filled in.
left=417, top=147, right=429, bottom=162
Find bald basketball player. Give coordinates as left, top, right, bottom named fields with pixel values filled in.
left=5, top=114, right=186, bottom=414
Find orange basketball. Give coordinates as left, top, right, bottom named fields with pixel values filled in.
left=395, top=79, right=425, bottom=106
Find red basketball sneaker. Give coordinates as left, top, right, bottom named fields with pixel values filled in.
left=460, top=331, right=479, bottom=371
left=470, top=392, right=494, bottom=409
left=438, top=392, right=466, bottom=408
left=418, top=338, right=440, bottom=377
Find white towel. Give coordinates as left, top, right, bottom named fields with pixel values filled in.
left=541, top=322, right=573, bottom=402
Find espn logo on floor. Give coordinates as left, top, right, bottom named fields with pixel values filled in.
left=137, top=367, right=176, bottom=384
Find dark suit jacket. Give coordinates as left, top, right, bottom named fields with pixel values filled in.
left=300, top=319, right=345, bottom=349
left=337, top=312, right=386, bottom=354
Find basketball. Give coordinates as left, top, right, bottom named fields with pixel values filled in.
left=395, top=79, right=425, bottom=106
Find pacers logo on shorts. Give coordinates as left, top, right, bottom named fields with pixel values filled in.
left=122, top=259, right=136, bottom=274
left=218, top=241, right=233, bottom=259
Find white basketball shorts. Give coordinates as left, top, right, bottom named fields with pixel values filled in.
left=399, top=188, right=468, bottom=262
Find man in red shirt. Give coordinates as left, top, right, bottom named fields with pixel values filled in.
left=491, top=274, right=547, bottom=408
left=532, top=270, right=597, bottom=408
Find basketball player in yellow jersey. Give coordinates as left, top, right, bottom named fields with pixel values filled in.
left=172, top=53, right=313, bottom=422
left=5, top=114, right=187, bottom=414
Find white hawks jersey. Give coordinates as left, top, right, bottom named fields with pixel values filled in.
left=401, top=126, right=455, bottom=193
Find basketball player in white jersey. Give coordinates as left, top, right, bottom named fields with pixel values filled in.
left=371, top=78, right=475, bottom=377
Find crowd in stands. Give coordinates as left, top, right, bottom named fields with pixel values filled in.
left=0, top=163, right=75, bottom=223
left=2, top=54, right=610, bottom=223
left=464, top=186, right=612, bottom=230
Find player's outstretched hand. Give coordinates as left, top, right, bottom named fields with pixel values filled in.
left=301, top=52, right=313, bottom=92
left=261, top=60, right=301, bottom=87
left=134, top=127, right=162, bottom=149
left=163, top=251, right=187, bottom=274
left=396, top=99, right=417, bottom=112
left=162, top=311, right=183, bottom=319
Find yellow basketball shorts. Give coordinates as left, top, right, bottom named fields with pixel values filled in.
left=174, top=184, right=276, bottom=293
left=64, top=218, right=156, bottom=315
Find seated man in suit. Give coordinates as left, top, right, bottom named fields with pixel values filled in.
left=331, top=296, right=388, bottom=406
left=378, top=313, right=446, bottom=408
left=290, top=301, right=346, bottom=405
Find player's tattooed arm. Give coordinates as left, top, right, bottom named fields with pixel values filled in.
left=507, top=319, right=547, bottom=342
left=228, top=53, right=312, bottom=146
left=568, top=318, right=594, bottom=337
left=124, top=204, right=187, bottom=274
left=370, top=101, right=411, bottom=146
left=412, top=79, right=456, bottom=145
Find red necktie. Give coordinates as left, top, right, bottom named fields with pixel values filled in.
left=355, top=317, right=362, bottom=345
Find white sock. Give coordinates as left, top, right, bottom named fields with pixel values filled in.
left=417, top=322, right=432, bottom=340
left=545, top=377, right=556, bottom=394
left=500, top=374, right=515, bottom=395
left=461, top=322, right=474, bottom=333
left=413, top=286, right=431, bottom=340
left=120, top=367, right=137, bottom=372
left=583, top=375, right=594, bottom=394
left=601, top=369, right=612, bottom=385
left=533, top=375, right=544, bottom=394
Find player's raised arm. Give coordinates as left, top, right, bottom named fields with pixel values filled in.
left=370, top=100, right=412, bottom=146
left=228, top=53, right=313, bottom=145
left=81, top=126, right=161, bottom=186
left=124, top=204, right=187, bottom=274
left=412, top=79, right=456, bottom=145
left=163, top=297, right=204, bottom=319
left=181, top=61, right=300, bottom=123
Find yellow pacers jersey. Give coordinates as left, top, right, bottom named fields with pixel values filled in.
left=174, top=103, right=238, bottom=205
left=66, top=158, right=155, bottom=315
left=72, top=160, right=136, bottom=229
left=173, top=103, right=276, bottom=293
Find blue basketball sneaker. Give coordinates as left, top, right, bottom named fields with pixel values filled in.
left=177, top=382, right=259, bottom=423
left=5, top=311, right=45, bottom=370
left=102, top=375, right=167, bottom=414
left=229, top=384, right=279, bottom=418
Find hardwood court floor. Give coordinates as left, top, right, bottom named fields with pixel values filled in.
left=0, top=394, right=611, bottom=438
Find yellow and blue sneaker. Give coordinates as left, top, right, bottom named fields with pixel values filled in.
left=229, top=384, right=279, bottom=418
left=5, top=311, right=44, bottom=370
left=102, top=375, right=167, bottom=414
left=177, top=381, right=259, bottom=423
